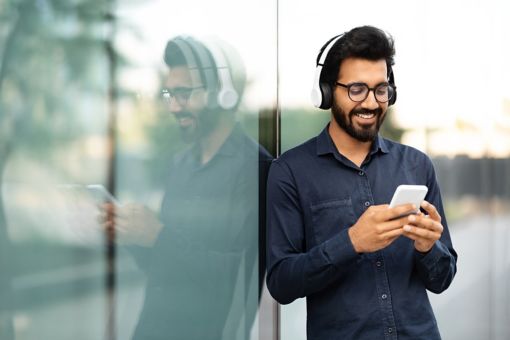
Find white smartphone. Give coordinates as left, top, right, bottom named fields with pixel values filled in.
left=389, top=185, right=428, bottom=213
left=86, top=184, right=120, bottom=206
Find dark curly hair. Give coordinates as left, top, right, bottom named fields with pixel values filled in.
left=319, top=25, right=395, bottom=85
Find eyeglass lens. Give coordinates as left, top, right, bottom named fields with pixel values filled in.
left=349, top=84, right=393, bottom=103
left=162, top=88, right=194, bottom=105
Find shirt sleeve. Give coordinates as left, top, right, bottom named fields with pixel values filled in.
left=414, top=158, right=458, bottom=293
left=266, top=160, right=360, bottom=304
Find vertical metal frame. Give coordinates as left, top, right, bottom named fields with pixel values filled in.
left=257, top=1, right=281, bottom=339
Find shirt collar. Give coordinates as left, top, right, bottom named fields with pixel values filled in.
left=186, top=123, right=241, bottom=169
left=316, top=124, right=389, bottom=156
left=372, top=134, right=389, bottom=154
left=215, top=123, right=242, bottom=157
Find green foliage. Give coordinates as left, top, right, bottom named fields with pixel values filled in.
left=280, top=107, right=404, bottom=152
left=0, top=0, right=123, bottom=160
left=281, top=108, right=330, bottom=152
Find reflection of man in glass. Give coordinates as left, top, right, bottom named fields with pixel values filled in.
left=0, top=219, right=14, bottom=339
left=266, top=26, right=457, bottom=339
left=112, top=36, right=272, bottom=340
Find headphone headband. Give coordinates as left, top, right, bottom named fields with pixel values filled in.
left=311, top=34, right=344, bottom=108
left=169, top=36, right=239, bottom=111
left=311, top=34, right=397, bottom=109
left=201, top=40, right=239, bottom=110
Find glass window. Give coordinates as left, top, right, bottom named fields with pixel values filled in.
left=0, top=0, right=276, bottom=339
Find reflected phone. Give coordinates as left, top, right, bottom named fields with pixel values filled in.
left=86, top=184, right=120, bottom=206
left=389, top=185, right=428, bottom=216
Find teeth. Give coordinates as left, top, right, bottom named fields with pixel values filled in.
left=178, top=117, right=193, bottom=125
left=356, top=113, right=375, bottom=119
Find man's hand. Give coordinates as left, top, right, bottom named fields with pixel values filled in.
left=402, top=200, right=444, bottom=253
left=348, top=203, right=416, bottom=253
left=101, top=203, right=163, bottom=247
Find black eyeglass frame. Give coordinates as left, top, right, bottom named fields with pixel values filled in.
left=335, top=82, right=396, bottom=103
left=161, top=86, right=205, bottom=106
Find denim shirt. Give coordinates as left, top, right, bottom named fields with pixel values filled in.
left=266, top=125, right=457, bottom=340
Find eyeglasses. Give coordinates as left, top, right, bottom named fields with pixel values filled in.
left=161, top=86, right=204, bottom=106
left=335, top=82, right=395, bottom=103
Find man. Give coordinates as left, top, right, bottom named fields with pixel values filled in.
left=266, top=26, right=457, bottom=340
left=108, top=36, right=272, bottom=339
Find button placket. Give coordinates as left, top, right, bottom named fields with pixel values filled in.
left=373, top=253, right=398, bottom=340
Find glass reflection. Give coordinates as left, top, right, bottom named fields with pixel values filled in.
left=1, top=1, right=116, bottom=338
left=107, top=36, right=272, bottom=339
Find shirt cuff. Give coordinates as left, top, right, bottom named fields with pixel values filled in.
left=415, top=241, right=444, bottom=269
left=323, top=228, right=359, bottom=268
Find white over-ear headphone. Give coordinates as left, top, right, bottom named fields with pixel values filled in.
left=171, top=36, right=239, bottom=111
left=311, top=34, right=344, bottom=109
left=311, top=33, right=397, bottom=110
left=201, top=40, right=239, bottom=110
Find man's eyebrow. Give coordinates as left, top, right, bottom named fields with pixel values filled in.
left=167, top=86, right=194, bottom=92
left=342, top=81, right=390, bottom=86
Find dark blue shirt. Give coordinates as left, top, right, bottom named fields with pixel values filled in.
left=266, top=125, right=457, bottom=340
left=133, top=124, right=272, bottom=340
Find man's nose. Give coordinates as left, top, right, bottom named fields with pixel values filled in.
left=168, top=98, right=184, bottom=113
left=360, top=90, right=379, bottom=110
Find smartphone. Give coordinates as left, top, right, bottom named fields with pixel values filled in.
left=86, top=184, right=120, bottom=206
left=389, top=185, right=428, bottom=214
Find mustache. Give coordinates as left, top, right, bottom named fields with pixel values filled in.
left=173, top=112, right=194, bottom=119
left=350, top=108, right=383, bottom=116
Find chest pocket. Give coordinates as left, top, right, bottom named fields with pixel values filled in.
left=310, top=198, right=356, bottom=247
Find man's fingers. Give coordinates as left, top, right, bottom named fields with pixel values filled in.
left=408, top=214, right=443, bottom=233
left=378, top=203, right=416, bottom=222
left=382, top=226, right=404, bottom=239
left=403, top=224, right=441, bottom=240
left=379, top=214, right=412, bottom=232
left=420, top=201, right=441, bottom=222
left=100, top=202, right=116, bottom=215
left=402, top=231, right=418, bottom=242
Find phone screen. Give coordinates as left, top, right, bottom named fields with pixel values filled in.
left=86, top=184, right=120, bottom=205
left=389, top=185, right=428, bottom=210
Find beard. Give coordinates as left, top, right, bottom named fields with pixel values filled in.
left=174, top=108, right=221, bottom=144
left=331, top=101, right=386, bottom=142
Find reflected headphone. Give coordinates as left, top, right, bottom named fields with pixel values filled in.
left=311, top=34, right=397, bottom=110
left=170, top=36, right=239, bottom=111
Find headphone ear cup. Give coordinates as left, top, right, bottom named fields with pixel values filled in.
left=389, top=89, right=397, bottom=106
left=319, top=83, right=333, bottom=109
left=217, top=88, right=239, bottom=110
left=388, top=68, right=397, bottom=106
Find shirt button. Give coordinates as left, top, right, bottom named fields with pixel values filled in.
left=358, top=171, right=364, bottom=176
left=376, top=261, right=382, bottom=267
left=364, top=201, right=370, bottom=207
left=388, top=327, right=393, bottom=333
left=382, top=294, right=388, bottom=300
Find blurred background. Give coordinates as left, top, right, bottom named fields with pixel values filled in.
left=0, top=0, right=509, bottom=339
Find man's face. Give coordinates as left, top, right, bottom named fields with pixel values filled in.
left=164, top=66, right=218, bottom=143
left=331, top=58, right=389, bottom=142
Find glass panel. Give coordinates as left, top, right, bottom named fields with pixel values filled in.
left=111, top=1, right=276, bottom=339
left=0, top=1, right=113, bottom=338
left=0, top=0, right=276, bottom=339
left=277, top=0, right=510, bottom=339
